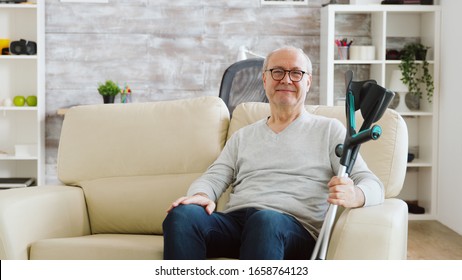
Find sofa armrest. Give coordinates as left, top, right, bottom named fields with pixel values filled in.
left=327, top=198, right=408, bottom=260
left=0, top=186, right=90, bottom=259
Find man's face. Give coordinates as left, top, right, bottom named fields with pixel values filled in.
left=263, top=49, right=312, bottom=109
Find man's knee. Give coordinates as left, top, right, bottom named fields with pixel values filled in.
left=163, top=204, right=205, bottom=230
left=246, top=209, right=290, bottom=232
left=249, top=209, right=288, bottom=223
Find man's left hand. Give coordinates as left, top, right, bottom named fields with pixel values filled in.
left=327, top=176, right=365, bottom=208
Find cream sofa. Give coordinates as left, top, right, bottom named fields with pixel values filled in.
left=0, top=96, right=408, bottom=260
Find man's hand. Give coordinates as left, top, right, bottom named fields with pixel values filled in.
left=166, top=193, right=216, bottom=215
left=327, top=176, right=365, bottom=208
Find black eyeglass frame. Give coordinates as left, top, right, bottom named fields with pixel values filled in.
left=264, top=68, right=308, bottom=82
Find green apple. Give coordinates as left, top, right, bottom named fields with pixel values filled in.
left=13, top=96, right=25, bottom=106
left=26, top=95, right=37, bottom=106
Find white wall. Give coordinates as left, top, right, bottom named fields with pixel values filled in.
left=438, top=0, right=462, bottom=235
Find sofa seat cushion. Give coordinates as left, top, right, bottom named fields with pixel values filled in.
left=79, top=174, right=202, bottom=235
left=30, top=234, right=163, bottom=260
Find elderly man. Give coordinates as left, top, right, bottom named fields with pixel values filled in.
left=162, top=46, right=383, bottom=260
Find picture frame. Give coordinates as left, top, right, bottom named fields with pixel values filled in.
left=60, top=0, right=108, bottom=3
left=261, top=0, right=309, bottom=6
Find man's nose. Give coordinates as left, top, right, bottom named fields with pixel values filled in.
left=280, top=72, right=292, bottom=84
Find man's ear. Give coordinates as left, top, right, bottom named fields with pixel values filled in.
left=306, top=74, right=312, bottom=89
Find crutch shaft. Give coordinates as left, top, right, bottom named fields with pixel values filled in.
left=311, top=166, right=347, bottom=260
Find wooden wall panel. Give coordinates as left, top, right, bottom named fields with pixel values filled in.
left=44, top=0, right=364, bottom=183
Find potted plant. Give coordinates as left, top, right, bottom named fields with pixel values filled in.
left=97, top=80, right=120, bottom=103
left=398, top=43, right=434, bottom=103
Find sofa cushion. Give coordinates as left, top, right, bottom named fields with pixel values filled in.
left=56, top=96, right=230, bottom=234
left=57, top=96, right=230, bottom=184
left=80, top=174, right=201, bottom=234
left=30, top=234, right=162, bottom=260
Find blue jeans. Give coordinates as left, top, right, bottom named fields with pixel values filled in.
left=162, top=204, right=316, bottom=260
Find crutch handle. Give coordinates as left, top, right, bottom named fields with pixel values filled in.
left=350, top=125, right=382, bottom=146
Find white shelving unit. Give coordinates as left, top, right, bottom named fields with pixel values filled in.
left=0, top=2, right=45, bottom=186
left=320, top=4, right=440, bottom=220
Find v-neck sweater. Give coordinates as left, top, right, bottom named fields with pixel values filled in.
left=188, top=111, right=384, bottom=238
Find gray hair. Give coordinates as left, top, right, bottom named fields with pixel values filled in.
left=263, top=46, right=312, bottom=75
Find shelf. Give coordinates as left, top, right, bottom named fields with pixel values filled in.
left=0, top=55, right=38, bottom=60
left=0, top=1, right=44, bottom=185
left=334, top=60, right=383, bottom=65
left=321, top=4, right=440, bottom=221
left=0, top=3, right=37, bottom=9
left=398, top=111, right=433, bottom=117
left=0, top=107, right=38, bottom=111
left=325, top=4, right=440, bottom=13
left=333, top=60, right=435, bottom=66
left=407, top=160, right=432, bottom=168
left=385, top=60, right=435, bottom=65
left=0, top=155, right=38, bottom=161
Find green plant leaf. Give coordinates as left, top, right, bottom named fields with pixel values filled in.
left=97, top=80, right=120, bottom=96
left=398, top=43, right=434, bottom=103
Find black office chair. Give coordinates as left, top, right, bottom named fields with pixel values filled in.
left=218, top=58, right=267, bottom=115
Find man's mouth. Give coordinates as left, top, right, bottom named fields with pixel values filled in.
left=275, top=88, right=296, bottom=93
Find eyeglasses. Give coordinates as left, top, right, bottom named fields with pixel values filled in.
left=265, top=68, right=307, bottom=82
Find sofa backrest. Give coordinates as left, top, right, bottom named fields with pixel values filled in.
left=217, top=102, right=407, bottom=210
left=57, top=96, right=230, bottom=234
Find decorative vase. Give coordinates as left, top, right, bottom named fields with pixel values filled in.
left=120, top=94, right=132, bottom=103
left=394, top=91, right=410, bottom=112
left=405, top=92, right=420, bottom=110
left=103, top=95, right=115, bottom=104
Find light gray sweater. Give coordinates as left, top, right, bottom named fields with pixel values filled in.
left=188, top=111, right=384, bottom=238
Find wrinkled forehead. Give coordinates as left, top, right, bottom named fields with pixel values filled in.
left=265, top=47, right=312, bottom=74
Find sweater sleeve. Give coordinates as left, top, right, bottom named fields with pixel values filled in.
left=346, top=149, right=385, bottom=207
left=356, top=178, right=385, bottom=206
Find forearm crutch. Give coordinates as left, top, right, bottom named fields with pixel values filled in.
left=311, top=70, right=395, bottom=260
